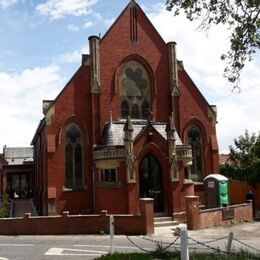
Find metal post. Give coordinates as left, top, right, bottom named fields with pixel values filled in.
left=110, top=215, right=115, bottom=254
left=180, top=228, right=189, bottom=260
left=227, top=232, right=234, bottom=253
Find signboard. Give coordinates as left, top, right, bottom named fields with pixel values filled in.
left=222, top=208, right=234, bottom=220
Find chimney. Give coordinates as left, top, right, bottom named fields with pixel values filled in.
left=81, top=54, right=90, bottom=65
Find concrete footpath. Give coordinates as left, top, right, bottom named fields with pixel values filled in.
left=154, top=221, right=260, bottom=239
left=152, top=221, right=260, bottom=253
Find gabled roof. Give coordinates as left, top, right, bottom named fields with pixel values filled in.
left=100, top=0, right=166, bottom=45
left=180, top=66, right=217, bottom=117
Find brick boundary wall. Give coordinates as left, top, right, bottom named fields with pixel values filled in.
left=229, top=181, right=260, bottom=208
left=185, top=196, right=253, bottom=230
left=0, top=199, right=154, bottom=235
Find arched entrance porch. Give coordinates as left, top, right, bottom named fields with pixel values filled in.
left=139, top=153, right=164, bottom=213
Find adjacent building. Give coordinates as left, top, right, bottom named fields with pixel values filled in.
left=1, top=146, right=34, bottom=199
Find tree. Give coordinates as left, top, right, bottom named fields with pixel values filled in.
left=221, top=130, right=260, bottom=183
left=166, top=0, right=260, bottom=90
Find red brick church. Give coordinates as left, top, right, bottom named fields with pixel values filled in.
left=32, top=0, right=219, bottom=216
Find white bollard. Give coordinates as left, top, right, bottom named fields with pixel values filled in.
left=180, top=228, right=189, bottom=260
left=109, top=215, right=115, bottom=254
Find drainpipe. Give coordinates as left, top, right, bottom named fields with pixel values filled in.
left=92, top=164, right=96, bottom=213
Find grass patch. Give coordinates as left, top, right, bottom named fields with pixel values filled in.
left=97, top=251, right=179, bottom=260
left=97, top=251, right=260, bottom=260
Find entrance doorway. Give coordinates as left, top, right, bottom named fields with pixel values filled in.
left=6, top=174, right=31, bottom=199
left=139, top=154, right=164, bottom=212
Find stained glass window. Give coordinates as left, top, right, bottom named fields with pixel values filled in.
left=188, top=126, right=204, bottom=182
left=65, top=124, right=83, bottom=189
left=120, top=60, right=150, bottom=119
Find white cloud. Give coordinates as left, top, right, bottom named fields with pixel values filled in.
left=0, top=65, right=65, bottom=150
left=68, top=24, right=80, bottom=32
left=36, top=0, right=98, bottom=20
left=84, top=21, right=94, bottom=28
left=58, top=46, right=88, bottom=64
left=92, top=11, right=115, bottom=28
left=148, top=6, right=260, bottom=153
left=0, top=0, right=18, bottom=9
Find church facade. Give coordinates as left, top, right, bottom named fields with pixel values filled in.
left=32, top=1, right=219, bottom=216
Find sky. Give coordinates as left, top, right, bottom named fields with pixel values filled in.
left=0, top=0, right=259, bottom=154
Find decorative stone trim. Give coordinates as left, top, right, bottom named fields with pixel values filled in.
left=93, top=148, right=125, bottom=160
left=176, top=145, right=192, bottom=160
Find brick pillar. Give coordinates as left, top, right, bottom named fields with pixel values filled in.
left=127, top=183, right=137, bottom=214
left=185, top=196, right=200, bottom=230
left=180, top=183, right=195, bottom=212
left=140, top=198, right=154, bottom=235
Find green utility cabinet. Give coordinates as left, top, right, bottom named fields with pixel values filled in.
left=204, top=174, right=229, bottom=208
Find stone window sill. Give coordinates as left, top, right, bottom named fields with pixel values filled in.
left=184, top=179, right=194, bottom=185
left=96, top=182, right=121, bottom=188
left=193, top=182, right=204, bottom=185
left=62, top=186, right=87, bottom=192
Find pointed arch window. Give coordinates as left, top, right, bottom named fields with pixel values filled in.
left=188, top=126, right=204, bottom=182
left=120, top=60, right=150, bottom=119
left=65, top=123, right=83, bottom=190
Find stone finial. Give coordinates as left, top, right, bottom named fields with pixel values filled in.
left=89, top=35, right=100, bottom=93
left=101, top=111, right=123, bottom=146
left=167, top=41, right=180, bottom=96
left=109, top=110, right=113, bottom=123
left=166, top=113, right=176, bottom=132
left=124, top=116, right=133, bottom=132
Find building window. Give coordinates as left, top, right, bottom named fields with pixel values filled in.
left=120, top=60, right=150, bottom=119
left=100, top=169, right=117, bottom=184
left=188, top=126, right=204, bottom=182
left=65, top=123, right=83, bottom=190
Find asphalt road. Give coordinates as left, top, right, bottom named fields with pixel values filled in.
left=0, top=222, right=259, bottom=259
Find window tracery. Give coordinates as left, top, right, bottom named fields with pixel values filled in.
left=120, top=60, right=150, bottom=119
left=188, top=126, right=204, bottom=182
left=64, top=123, right=83, bottom=190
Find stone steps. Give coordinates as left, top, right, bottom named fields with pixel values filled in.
left=154, top=216, right=179, bottom=227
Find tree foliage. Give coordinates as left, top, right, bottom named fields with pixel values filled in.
left=221, top=130, right=260, bottom=183
left=166, top=0, right=260, bottom=90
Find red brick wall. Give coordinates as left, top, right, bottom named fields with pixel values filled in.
left=45, top=66, right=94, bottom=214
left=0, top=199, right=154, bottom=235
left=199, top=203, right=253, bottom=229
left=99, top=5, right=170, bottom=130
left=185, top=196, right=253, bottom=230
left=178, top=71, right=219, bottom=176
left=230, top=181, right=260, bottom=208
left=95, top=162, right=129, bottom=214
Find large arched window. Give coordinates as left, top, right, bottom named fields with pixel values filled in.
left=120, top=60, right=150, bottom=119
left=188, top=126, right=204, bottom=182
left=65, top=123, right=83, bottom=189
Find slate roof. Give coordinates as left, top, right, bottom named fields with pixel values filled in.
left=4, top=147, right=34, bottom=165
left=101, top=121, right=183, bottom=146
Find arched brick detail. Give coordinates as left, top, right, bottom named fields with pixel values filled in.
left=114, top=54, right=157, bottom=95
left=58, top=115, right=89, bottom=145
left=135, top=142, right=170, bottom=213
left=182, top=117, right=208, bottom=146
left=135, top=142, right=168, bottom=189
